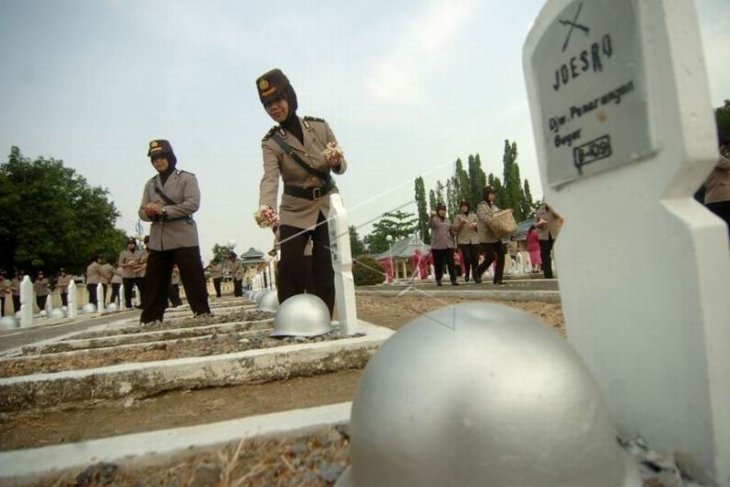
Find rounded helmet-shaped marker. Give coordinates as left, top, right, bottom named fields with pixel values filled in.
left=0, top=316, right=19, bottom=330
left=271, top=294, right=333, bottom=338
left=337, top=303, right=641, bottom=487
left=258, top=289, right=279, bottom=313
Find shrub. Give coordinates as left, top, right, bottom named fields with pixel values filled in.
left=352, top=255, right=385, bottom=286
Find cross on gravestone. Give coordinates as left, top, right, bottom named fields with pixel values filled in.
left=327, top=193, right=358, bottom=335
left=523, top=0, right=730, bottom=483
left=68, top=280, right=77, bottom=318
left=19, top=276, right=32, bottom=327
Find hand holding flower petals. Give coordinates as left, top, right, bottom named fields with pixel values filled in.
left=254, top=205, right=280, bottom=228
left=322, top=141, right=344, bottom=166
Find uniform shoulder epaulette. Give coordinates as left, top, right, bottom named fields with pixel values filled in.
left=262, top=126, right=278, bottom=141
left=303, top=116, right=326, bottom=123
left=177, top=169, right=195, bottom=176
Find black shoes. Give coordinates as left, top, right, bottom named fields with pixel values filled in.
left=451, top=281, right=459, bottom=286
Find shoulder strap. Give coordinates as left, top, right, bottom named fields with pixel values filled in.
left=269, top=131, right=332, bottom=183
left=154, top=185, right=179, bottom=206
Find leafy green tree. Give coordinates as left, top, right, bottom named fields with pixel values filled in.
left=414, top=177, right=430, bottom=244
left=0, top=147, right=126, bottom=275
left=353, top=255, right=385, bottom=286
left=211, top=243, right=235, bottom=263
left=365, top=210, right=419, bottom=254
left=349, top=225, right=366, bottom=257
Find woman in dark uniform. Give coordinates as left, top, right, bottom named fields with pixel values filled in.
left=138, top=139, right=211, bottom=325
left=255, top=68, right=347, bottom=316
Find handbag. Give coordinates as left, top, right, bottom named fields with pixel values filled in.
left=488, top=210, right=518, bottom=239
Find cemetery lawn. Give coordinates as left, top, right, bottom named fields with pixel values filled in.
left=0, top=294, right=564, bottom=452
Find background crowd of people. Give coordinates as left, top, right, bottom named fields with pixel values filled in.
left=427, top=187, right=564, bottom=287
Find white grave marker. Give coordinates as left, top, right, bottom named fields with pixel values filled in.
left=96, top=283, right=103, bottom=314
left=524, top=0, right=730, bottom=483
left=133, top=285, right=141, bottom=307
left=68, top=280, right=77, bottom=318
left=327, top=194, right=358, bottom=335
left=19, top=275, right=32, bottom=327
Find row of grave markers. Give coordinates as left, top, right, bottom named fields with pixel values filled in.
left=9, top=276, right=141, bottom=328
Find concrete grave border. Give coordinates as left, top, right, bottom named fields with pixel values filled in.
left=0, top=401, right=352, bottom=485
left=0, top=320, right=392, bottom=412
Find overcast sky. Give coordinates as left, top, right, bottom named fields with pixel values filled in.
left=1, top=0, right=727, bottom=262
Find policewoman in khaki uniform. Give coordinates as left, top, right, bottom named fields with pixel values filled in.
left=138, top=139, right=211, bottom=324
left=475, top=187, right=507, bottom=285
left=256, top=69, right=347, bottom=315
left=228, top=252, right=243, bottom=297
left=56, top=269, right=72, bottom=307
left=86, top=257, right=103, bottom=307
left=535, top=202, right=564, bottom=279
left=119, top=238, right=144, bottom=309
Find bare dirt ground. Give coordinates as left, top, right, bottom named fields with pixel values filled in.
left=0, top=294, right=564, bottom=452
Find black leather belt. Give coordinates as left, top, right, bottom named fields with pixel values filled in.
left=283, top=184, right=334, bottom=200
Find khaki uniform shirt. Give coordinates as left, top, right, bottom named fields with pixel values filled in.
left=138, top=169, right=201, bottom=251
left=136, top=250, right=149, bottom=277
left=705, top=155, right=730, bottom=205
left=260, top=116, right=347, bottom=229
left=57, top=274, right=72, bottom=292
left=119, top=249, right=140, bottom=279
left=10, top=277, right=21, bottom=296
left=100, top=263, right=115, bottom=285
left=1, top=279, right=12, bottom=296
left=477, top=202, right=501, bottom=243
left=429, top=216, right=455, bottom=249
left=229, top=259, right=243, bottom=280
left=33, top=278, right=49, bottom=296
left=208, top=262, right=223, bottom=279
left=452, top=212, right=480, bottom=245
left=536, top=205, right=563, bottom=240
left=112, top=267, right=123, bottom=284
left=86, top=262, right=104, bottom=284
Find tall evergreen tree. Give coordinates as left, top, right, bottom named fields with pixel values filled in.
left=366, top=210, right=420, bottom=254
left=446, top=178, right=458, bottom=217
left=428, top=189, right=437, bottom=215
left=436, top=180, right=445, bottom=206
left=468, top=154, right=487, bottom=207
left=454, top=158, right=471, bottom=204
left=349, top=225, right=366, bottom=256
left=521, top=179, right=536, bottom=219
left=414, top=177, right=430, bottom=244
left=502, top=140, right=524, bottom=217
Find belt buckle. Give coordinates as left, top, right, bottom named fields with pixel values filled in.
left=312, top=187, right=321, bottom=200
